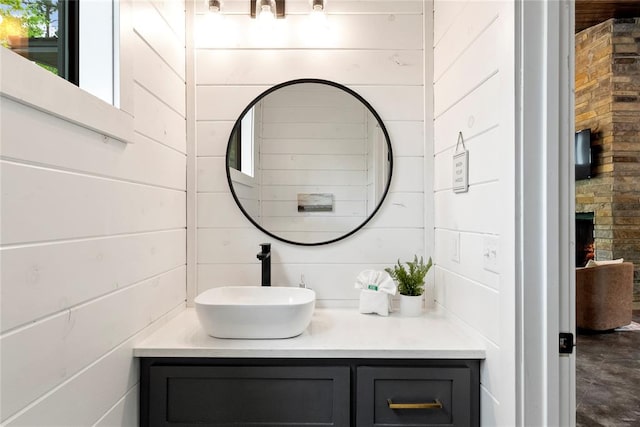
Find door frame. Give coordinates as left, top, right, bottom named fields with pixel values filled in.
left=516, top=1, right=575, bottom=425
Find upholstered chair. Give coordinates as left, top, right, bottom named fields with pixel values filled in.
left=576, top=262, right=634, bottom=331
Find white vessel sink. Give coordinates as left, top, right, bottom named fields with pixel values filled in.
left=194, top=286, right=316, bottom=339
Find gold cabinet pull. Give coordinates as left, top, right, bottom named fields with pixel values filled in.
left=387, top=398, right=443, bottom=409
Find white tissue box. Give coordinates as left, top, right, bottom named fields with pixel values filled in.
left=359, top=289, right=391, bottom=316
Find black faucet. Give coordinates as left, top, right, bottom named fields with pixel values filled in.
left=257, top=243, right=271, bottom=287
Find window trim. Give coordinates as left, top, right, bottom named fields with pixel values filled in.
left=1, top=47, right=133, bottom=144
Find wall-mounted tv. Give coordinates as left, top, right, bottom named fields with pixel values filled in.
left=575, top=129, right=592, bottom=180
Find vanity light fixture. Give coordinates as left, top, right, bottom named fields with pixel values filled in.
left=251, top=0, right=285, bottom=19
left=208, top=0, right=222, bottom=13
left=309, top=0, right=327, bottom=24
left=311, top=0, right=325, bottom=13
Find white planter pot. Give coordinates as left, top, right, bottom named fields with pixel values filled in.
left=398, top=294, right=423, bottom=317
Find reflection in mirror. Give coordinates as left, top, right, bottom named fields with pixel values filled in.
left=226, top=80, right=392, bottom=246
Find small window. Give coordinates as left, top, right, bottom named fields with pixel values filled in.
left=1, top=0, right=118, bottom=106
left=1, top=1, right=79, bottom=83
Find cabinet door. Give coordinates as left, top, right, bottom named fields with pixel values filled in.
left=356, top=366, right=476, bottom=427
left=148, top=365, right=350, bottom=427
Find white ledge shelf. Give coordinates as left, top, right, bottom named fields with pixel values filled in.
left=134, top=307, right=486, bottom=359
left=1, top=48, right=134, bottom=145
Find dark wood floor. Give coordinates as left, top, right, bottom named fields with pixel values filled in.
left=576, top=311, right=640, bottom=426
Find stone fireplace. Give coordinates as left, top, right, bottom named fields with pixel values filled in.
left=575, top=17, right=640, bottom=302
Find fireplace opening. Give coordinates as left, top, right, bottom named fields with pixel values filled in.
left=576, top=212, right=594, bottom=267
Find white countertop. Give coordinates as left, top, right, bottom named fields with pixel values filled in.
left=134, top=308, right=486, bottom=359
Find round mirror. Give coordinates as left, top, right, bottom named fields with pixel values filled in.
left=226, top=79, right=393, bottom=246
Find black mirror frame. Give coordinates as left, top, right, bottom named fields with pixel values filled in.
left=225, top=78, right=393, bottom=246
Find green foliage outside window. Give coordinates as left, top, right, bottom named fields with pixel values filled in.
left=0, top=0, right=59, bottom=73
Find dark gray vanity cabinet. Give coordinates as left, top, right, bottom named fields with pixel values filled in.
left=140, top=358, right=479, bottom=427
left=357, top=366, right=476, bottom=427
left=144, top=363, right=350, bottom=426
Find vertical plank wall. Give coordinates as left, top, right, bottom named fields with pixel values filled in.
left=432, top=1, right=516, bottom=425
left=195, top=0, right=427, bottom=304
left=0, top=1, right=187, bottom=425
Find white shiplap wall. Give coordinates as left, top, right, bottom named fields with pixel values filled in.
left=195, top=0, right=426, bottom=304
left=432, top=1, right=516, bottom=425
left=0, top=0, right=187, bottom=424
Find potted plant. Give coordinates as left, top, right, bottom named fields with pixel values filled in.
left=385, top=255, right=433, bottom=316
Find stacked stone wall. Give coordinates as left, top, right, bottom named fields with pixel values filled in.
left=575, top=18, right=640, bottom=301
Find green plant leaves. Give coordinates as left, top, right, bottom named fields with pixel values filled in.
left=384, top=255, right=433, bottom=296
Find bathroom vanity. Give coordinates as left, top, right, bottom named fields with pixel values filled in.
left=137, top=78, right=486, bottom=426
left=135, top=308, right=485, bottom=427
